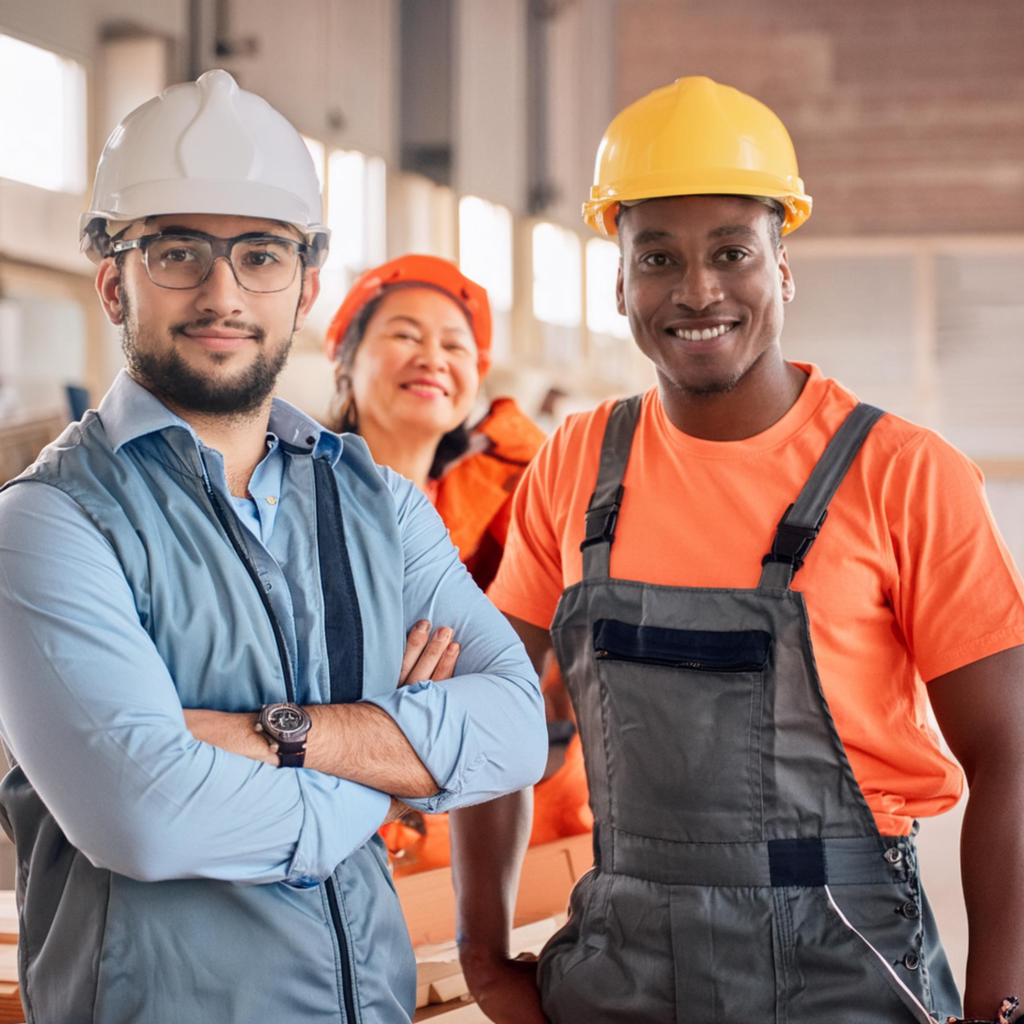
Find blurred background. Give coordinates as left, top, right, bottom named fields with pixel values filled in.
left=1, top=0, right=1023, bottom=990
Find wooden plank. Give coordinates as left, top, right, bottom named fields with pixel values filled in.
left=511, top=845, right=575, bottom=928
left=414, top=916, right=565, bottom=1012
left=395, top=866, right=457, bottom=948
left=0, top=947, right=17, bottom=984
left=396, top=834, right=593, bottom=948
left=415, top=999, right=489, bottom=1023
left=561, top=832, right=594, bottom=884
left=416, top=961, right=463, bottom=1009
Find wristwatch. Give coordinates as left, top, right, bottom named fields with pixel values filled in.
left=256, top=703, right=312, bottom=768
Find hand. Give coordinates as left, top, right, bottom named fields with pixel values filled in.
left=384, top=797, right=414, bottom=825
left=461, top=950, right=548, bottom=1024
left=399, top=620, right=460, bottom=686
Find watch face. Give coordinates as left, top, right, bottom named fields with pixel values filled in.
left=268, top=706, right=306, bottom=732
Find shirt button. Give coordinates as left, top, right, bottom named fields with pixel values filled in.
left=264, top=581, right=273, bottom=592
left=901, top=901, right=921, bottom=919
left=266, top=495, right=278, bottom=505
left=903, top=952, right=920, bottom=971
left=884, top=847, right=904, bottom=865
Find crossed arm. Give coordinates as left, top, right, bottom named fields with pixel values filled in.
left=0, top=479, right=546, bottom=886
left=185, top=623, right=462, bottom=799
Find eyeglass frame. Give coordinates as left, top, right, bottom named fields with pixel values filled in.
left=109, top=228, right=315, bottom=293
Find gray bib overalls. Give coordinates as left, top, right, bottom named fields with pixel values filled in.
left=537, top=397, right=962, bottom=1024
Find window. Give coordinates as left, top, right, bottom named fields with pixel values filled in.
left=325, top=150, right=387, bottom=274
left=586, top=238, right=631, bottom=340
left=532, top=222, right=581, bottom=327
left=0, top=34, right=87, bottom=193
left=458, top=196, right=513, bottom=311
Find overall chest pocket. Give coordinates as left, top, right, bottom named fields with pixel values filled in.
left=592, top=619, right=772, bottom=844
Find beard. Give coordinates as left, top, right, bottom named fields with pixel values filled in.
left=119, top=288, right=293, bottom=417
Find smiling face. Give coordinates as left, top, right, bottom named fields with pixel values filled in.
left=617, top=195, right=794, bottom=396
left=96, top=213, right=319, bottom=417
left=346, top=286, right=480, bottom=445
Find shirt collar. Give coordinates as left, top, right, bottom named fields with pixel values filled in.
left=97, top=369, right=343, bottom=465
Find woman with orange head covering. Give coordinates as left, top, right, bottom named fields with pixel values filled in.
left=324, top=255, right=591, bottom=875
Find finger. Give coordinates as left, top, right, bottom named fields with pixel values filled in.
left=407, top=626, right=453, bottom=683
left=398, top=620, right=431, bottom=685
left=431, top=641, right=460, bottom=681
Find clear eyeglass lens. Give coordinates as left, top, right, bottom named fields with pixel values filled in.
left=148, top=237, right=212, bottom=288
left=232, top=239, right=300, bottom=292
left=145, top=236, right=300, bottom=292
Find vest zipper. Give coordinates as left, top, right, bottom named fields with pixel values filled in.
left=204, top=477, right=357, bottom=1020
left=327, top=879, right=359, bottom=1024
left=203, top=485, right=297, bottom=700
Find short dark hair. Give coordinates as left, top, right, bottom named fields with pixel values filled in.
left=765, top=203, right=784, bottom=250
left=615, top=196, right=785, bottom=249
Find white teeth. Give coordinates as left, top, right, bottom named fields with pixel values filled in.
left=673, top=324, right=733, bottom=341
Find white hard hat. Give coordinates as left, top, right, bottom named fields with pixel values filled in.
left=80, top=69, right=330, bottom=266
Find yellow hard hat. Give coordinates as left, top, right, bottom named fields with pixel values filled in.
left=583, top=76, right=812, bottom=238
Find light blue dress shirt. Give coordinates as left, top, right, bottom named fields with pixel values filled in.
left=0, top=372, right=544, bottom=886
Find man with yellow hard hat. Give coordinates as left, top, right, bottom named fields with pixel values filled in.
left=460, top=77, right=1024, bottom=1023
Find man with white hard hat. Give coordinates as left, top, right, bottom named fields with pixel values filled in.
left=0, top=70, right=545, bottom=1023
left=465, top=77, right=1024, bottom=1023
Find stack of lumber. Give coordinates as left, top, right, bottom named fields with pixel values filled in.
left=396, top=833, right=593, bottom=1021
left=0, top=892, right=23, bottom=1023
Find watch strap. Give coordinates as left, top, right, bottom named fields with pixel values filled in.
left=277, top=747, right=306, bottom=769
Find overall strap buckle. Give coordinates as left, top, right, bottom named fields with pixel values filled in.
left=581, top=484, right=625, bottom=550
left=761, top=504, right=828, bottom=574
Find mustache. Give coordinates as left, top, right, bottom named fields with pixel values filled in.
left=169, top=317, right=266, bottom=343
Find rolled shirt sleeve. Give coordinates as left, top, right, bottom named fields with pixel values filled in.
left=0, top=483, right=389, bottom=885
left=364, top=471, right=548, bottom=814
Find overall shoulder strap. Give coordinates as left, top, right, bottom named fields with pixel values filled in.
left=581, top=395, right=643, bottom=580
left=758, top=403, right=885, bottom=591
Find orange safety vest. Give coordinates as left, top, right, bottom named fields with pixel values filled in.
left=379, top=398, right=592, bottom=875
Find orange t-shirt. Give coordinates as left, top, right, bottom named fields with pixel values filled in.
left=488, top=363, right=1024, bottom=836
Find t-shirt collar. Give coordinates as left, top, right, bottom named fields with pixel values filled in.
left=652, top=362, right=833, bottom=458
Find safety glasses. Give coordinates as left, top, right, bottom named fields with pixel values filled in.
left=110, top=230, right=312, bottom=293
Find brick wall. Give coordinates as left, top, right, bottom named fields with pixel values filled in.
left=616, top=0, right=1024, bottom=236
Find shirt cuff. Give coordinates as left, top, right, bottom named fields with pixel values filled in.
left=364, top=681, right=483, bottom=814
left=285, top=772, right=391, bottom=884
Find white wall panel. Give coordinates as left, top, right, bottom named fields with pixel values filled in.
left=455, top=0, right=528, bottom=212
left=935, top=254, right=1024, bottom=459
left=216, top=0, right=396, bottom=158
left=780, top=250, right=919, bottom=419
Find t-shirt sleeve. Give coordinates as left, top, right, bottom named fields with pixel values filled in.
left=488, top=428, right=568, bottom=630
left=886, top=430, right=1024, bottom=682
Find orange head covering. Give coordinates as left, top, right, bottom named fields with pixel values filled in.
left=324, top=254, right=493, bottom=377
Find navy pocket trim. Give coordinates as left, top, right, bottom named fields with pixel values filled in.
left=592, top=619, right=772, bottom=673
